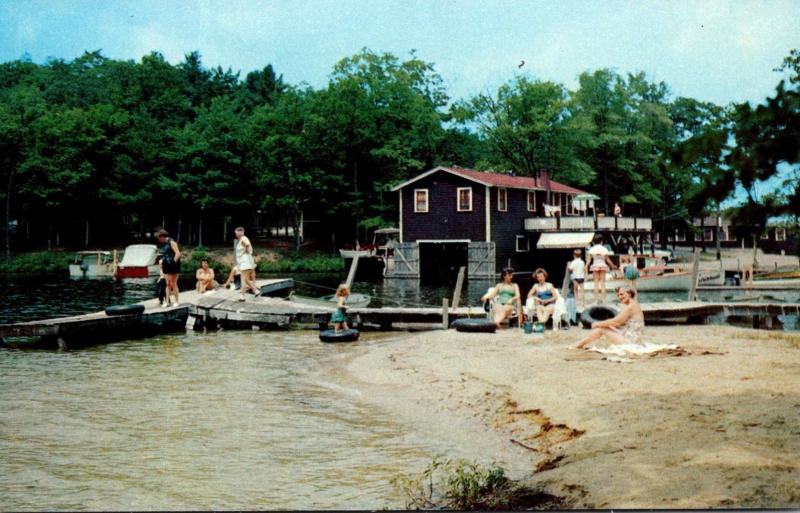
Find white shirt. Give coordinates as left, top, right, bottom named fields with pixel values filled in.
left=569, top=258, right=585, bottom=279
left=235, top=236, right=255, bottom=271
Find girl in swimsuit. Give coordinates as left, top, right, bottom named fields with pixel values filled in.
left=481, top=268, right=521, bottom=328
left=585, top=235, right=617, bottom=305
left=572, top=287, right=644, bottom=350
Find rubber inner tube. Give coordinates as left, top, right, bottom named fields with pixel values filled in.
left=319, top=328, right=360, bottom=343
left=104, top=304, right=146, bottom=316
left=579, top=304, right=618, bottom=329
left=451, top=318, right=497, bottom=333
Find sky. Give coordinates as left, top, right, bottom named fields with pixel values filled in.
left=1, top=0, right=799, bottom=107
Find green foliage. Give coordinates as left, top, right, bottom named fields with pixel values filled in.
left=0, top=251, right=74, bottom=273
left=257, top=253, right=343, bottom=273
left=391, top=457, right=565, bottom=510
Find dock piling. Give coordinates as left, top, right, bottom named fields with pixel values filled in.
left=452, top=266, right=466, bottom=309
left=442, top=298, right=449, bottom=328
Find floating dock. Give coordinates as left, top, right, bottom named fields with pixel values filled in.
left=2, top=276, right=798, bottom=350
left=0, top=278, right=294, bottom=349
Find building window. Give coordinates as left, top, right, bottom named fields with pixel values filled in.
left=414, top=189, right=428, bottom=213
left=719, top=227, right=729, bottom=241
left=566, top=194, right=574, bottom=215
left=653, top=231, right=660, bottom=243
left=675, top=230, right=686, bottom=242
left=760, top=231, right=770, bottom=240
left=776, top=228, right=787, bottom=241
left=457, top=187, right=472, bottom=212
left=497, top=187, right=507, bottom=212
left=516, top=235, right=529, bottom=252
left=704, top=228, right=714, bottom=241
left=527, top=191, right=536, bottom=212
left=694, top=231, right=703, bottom=242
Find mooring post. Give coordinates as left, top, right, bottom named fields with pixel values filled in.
left=442, top=298, right=449, bottom=329
left=688, top=247, right=701, bottom=301
left=452, top=266, right=466, bottom=309
left=56, top=337, right=68, bottom=351
left=345, top=255, right=360, bottom=288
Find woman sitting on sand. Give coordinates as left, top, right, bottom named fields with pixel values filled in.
left=571, top=287, right=644, bottom=350
left=481, top=268, right=521, bottom=328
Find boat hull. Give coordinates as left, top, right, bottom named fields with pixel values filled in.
left=583, top=272, right=694, bottom=292
left=289, top=293, right=371, bottom=309
left=69, top=264, right=115, bottom=278
left=115, top=264, right=161, bottom=278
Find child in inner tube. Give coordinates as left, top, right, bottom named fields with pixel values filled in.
left=331, top=284, right=350, bottom=333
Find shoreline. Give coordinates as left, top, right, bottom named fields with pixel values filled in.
left=338, top=325, right=800, bottom=509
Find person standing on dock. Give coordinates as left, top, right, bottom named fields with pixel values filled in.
left=156, top=229, right=181, bottom=307
left=586, top=235, right=617, bottom=304
left=234, top=227, right=260, bottom=300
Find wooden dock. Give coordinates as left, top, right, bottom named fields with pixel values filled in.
left=0, top=278, right=294, bottom=349
left=189, top=295, right=800, bottom=331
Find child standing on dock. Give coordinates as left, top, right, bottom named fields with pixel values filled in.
left=331, top=284, right=350, bottom=333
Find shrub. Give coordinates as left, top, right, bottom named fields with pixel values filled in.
left=391, top=457, right=566, bottom=510
left=1, top=251, right=75, bottom=273
left=257, top=253, right=343, bottom=273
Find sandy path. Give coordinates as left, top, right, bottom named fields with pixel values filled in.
left=342, top=325, right=800, bottom=509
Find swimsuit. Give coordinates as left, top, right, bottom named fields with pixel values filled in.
left=496, top=285, right=516, bottom=305
left=616, top=316, right=644, bottom=345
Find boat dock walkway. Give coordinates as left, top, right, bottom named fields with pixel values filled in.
left=3, top=275, right=798, bottom=349
left=190, top=295, right=800, bottom=331
left=0, top=278, right=294, bottom=349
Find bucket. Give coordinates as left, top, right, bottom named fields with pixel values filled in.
left=523, top=321, right=533, bottom=334
left=533, top=322, right=545, bottom=333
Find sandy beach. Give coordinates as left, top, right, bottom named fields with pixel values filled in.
left=340, top=325, right=800, bottom=509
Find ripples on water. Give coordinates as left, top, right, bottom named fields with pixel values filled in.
left=0, top=330, right=434, bottom=510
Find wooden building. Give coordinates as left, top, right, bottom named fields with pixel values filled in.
left=664, top=216, right=798, bottom=255
left=388, top=166, right=654, bottom=283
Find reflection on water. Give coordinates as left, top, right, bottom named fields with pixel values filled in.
left=0, top=330, right=433, bottom=510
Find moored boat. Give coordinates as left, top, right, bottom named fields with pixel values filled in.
left=69, top=251, right=115, bottom=278
left=288, top=292, right=371, bottom=309
left=115, top=244, right=161, bottom=278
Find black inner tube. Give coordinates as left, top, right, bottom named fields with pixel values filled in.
left=452, top=318, right=497, bottom=333
left=580, top=305, right=618, bottom=328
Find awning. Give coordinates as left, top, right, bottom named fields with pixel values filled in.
left=537, top=232, right=595, bottom=249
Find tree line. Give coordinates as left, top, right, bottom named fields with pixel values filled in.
left=1, top=48, right=797, bottom=260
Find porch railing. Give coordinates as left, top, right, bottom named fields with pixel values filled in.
left=524, top=216, right=652, bottom=231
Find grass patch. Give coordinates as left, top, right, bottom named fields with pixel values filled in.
left=391, top=457, right=567, bottom=510
left=257, top=253, right=343, bottom=273
left=0, top=251, right=75, bottom=273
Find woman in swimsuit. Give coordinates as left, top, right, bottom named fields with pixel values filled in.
left=527, top=268, right=557, bottom=325
left=585, top=235, right=617, bottom=305
left=572, top=287, right=644, bottom=350
left=481, top=268, right=521, bottom=328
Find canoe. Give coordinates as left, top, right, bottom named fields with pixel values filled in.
left=288, top=292, right=371, bottom=309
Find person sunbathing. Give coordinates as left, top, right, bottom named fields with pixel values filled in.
left=481, top=268, right=521, bottom=328
left=195, top=259, right=219, bottom=293
left=571, top=287, right=644, bottom=349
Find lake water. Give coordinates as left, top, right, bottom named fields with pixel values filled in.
left=1, top=273, right=797, bottom=509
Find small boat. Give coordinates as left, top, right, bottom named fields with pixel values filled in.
left=115, top=244, right=161, bottom=278
left=69, top=251, right=115, bottom=278
left=583, top=271, right=695, bottom=292
left=288, top=291, right=371, bottom=309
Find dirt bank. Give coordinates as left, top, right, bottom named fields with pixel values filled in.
left=342, top=325, right=800, bottom=509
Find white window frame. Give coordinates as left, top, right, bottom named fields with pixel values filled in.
left=653, top=231, right=660, bottom=243
left=527, top=190, right=536, bottom=212
left=515, top=235, right=529, bottom=252
left=675, top=230, right=686, bottom=242
left=457, top=187, right=473, bottom=212
left=718, top=227, right=729, bottom=242
left=497, top=187, right=507, bottom=212
left=704, top=227, right=714, bottom=242
left=775, top=228, right=787, bottom=241
left=414, top=189, right=428, bottom=213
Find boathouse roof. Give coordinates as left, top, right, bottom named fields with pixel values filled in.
left=391, top=166, right=587, bottom=194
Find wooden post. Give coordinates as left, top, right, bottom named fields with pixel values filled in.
left=345, top=255, right=360, bottom=288
left=688, top=247, right=701, bottom=301
left=56, top=337, right=68, bottom=351
left=442, top=298, right=449, bottom=328
left=112, top=249, right=118, bottom=276
left=452, top=266, right=466, bottom=309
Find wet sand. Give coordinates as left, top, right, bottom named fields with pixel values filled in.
left=342, top=325, right=800, bottom=509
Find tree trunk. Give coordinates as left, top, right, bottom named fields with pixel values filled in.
left=292, top=208, right=301, bottom=256
left=84, top=217, right=90, bottom=248
left=198, top=213, right=204, bottom=248
left=223, top=215, right=228, bottom=243
left=176, top=212, right=183, bottom=243
left=5, top=168, right=14, bottom=262
left=47, top=223, right=52, bottom=251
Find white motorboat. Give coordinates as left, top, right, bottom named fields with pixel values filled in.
left=115, top=244, right=161, bottom=278
left=288, top=292, right=371, bottom=309
left=69, top=251, right=115, bottom=278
